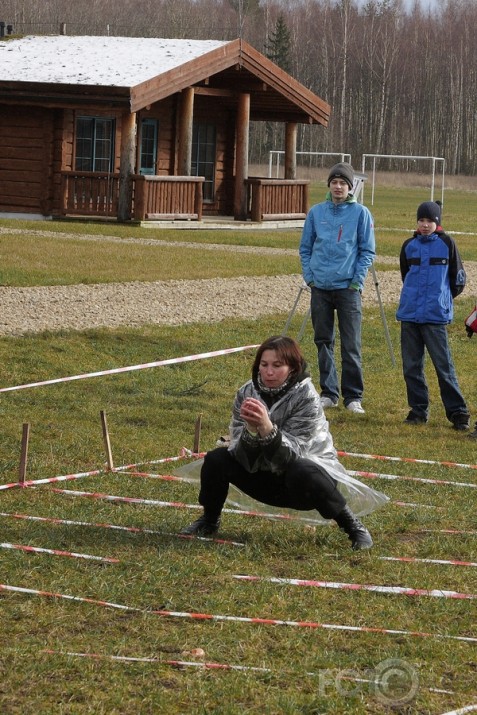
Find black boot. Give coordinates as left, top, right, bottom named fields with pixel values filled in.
left=335, top=506, right=373, bottom=550
left=180, top=512, right=221, bottom=537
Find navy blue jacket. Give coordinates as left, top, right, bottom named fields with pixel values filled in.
left=396, top=230, right=466, bottom=324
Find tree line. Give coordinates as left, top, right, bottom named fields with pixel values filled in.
left=2, top=0, right=476, bottom=175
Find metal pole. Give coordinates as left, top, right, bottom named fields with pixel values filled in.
left=354, top=175, right=396, bottom=367
left=282, top=283, right=307, bottom=335
left=370, top=265, right=396, bottom=367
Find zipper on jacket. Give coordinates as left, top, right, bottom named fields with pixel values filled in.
left=337, top=225, right=343, bottom=242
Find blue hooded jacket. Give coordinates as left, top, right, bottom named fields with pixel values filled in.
left=396, top=230, right=466, bottom=324
left=299, top=194, right=375, bottom=291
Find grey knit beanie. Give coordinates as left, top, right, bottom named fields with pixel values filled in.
left=327, top=162, right=354, bottom=190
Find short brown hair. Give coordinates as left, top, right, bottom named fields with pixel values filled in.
left=252, top=335, right=305, bottom=376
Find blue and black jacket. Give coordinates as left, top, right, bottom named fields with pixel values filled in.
left=396, top=230, right=466, bottom=324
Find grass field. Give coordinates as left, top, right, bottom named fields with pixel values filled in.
left=1, top=183, right=476, bottom=714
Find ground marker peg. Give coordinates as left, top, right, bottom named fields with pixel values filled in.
left=193, top=413, right=202, bottom=454
left=100, top=410, right=114, bottom=471
left=19, top=423, right=30, bottom=485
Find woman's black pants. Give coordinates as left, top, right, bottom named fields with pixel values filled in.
left=198, top=447, right=346, bottom=521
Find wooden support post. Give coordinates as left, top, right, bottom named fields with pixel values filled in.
left=284, top=122, right=298, bottom=180
left=177, top=87, right=194, bottom=176
left=100, top=410, right=114, bottom=471
left=193, top=413, right=202, bottom=454
left=233, top=92, right=250, bottom=221
left=118, top=111, right=137, bottom=222
left=19, top=423, right=30, bottom=485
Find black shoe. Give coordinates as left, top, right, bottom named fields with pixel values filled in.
left=451, top=412, right=470, bottom=431
left=468, top=428, right=477, bottom=440
left=180, top=514, right=221, bottom=537
left=404, top=410, right=428, bottom=425
left=335, top=506, right=373, bottom=550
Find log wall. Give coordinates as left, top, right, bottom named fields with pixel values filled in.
left=0, top=107, right=54, bottom=214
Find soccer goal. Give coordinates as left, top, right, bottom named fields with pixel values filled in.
left=268, top=151, right=351, bottom=178
left=361, top=153, right=445, bottom=206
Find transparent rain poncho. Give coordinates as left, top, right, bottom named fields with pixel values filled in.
left=173, top=455, right=389, bottom=525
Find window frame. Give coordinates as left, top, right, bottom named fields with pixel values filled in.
left=75, top=116, right=116, bottom=173
left=191, top=122, right=217, bottom=203
left=139, top=118, right=159, bottom=176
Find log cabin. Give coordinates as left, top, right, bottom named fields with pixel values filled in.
left=0, top=35, right=331, bottom=223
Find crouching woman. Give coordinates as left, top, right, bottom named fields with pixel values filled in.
left=181, top=335, right=388, bottom=549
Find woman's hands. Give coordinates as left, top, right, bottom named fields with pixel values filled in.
left=240, top=397, right=274, bottom=438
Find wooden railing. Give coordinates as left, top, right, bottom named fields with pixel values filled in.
left=60, top=172, right=204, bottom=221
left=61, top=172, right=119, bottom=217
left=133, top=175, right=204, bottom=221
left=60, top=173, right=307, bottom=222
left=246, top=178, right=310, bottom=222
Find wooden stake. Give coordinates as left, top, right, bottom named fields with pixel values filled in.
left=100, top=410, right=114, bottom=471
left=193, top=413, right=202, bottom=454
left=19, top=423, right=30, bottom=484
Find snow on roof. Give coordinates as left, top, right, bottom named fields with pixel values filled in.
left=0, top=35, right=230, bottom=87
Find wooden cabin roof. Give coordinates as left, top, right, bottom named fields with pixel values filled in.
left=0, top=35, right=330, bottom=126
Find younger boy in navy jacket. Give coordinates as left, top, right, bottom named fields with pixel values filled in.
left=396, top=201, right=470, bottom=430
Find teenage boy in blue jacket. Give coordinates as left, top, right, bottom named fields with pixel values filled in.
left=396, top=201, right=470, bottom=430
left=299, top=162, right=375, bottom=414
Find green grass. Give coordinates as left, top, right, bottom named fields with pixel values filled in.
left=0, top=232, right=300, bottom=286
left=1, top=183, right=477, bottom=714
left=1, top=182, right=477, bottom=288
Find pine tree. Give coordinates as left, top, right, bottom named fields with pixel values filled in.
left=265, top=13, right=291, bottom=73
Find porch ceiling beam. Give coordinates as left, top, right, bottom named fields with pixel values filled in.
left=193, top=87, right=236, bottom=97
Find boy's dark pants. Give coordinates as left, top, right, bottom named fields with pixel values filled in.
left=401, top=321, right=469, bottom=421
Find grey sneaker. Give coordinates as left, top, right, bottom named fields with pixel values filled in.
left=346, top=401, right=365, bottom=414
left=180, top=515, right=221, bottom=536
left=321, top=396, right=338, bottom=409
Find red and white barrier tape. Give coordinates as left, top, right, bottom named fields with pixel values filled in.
left=0, top=448, right=204, bottom=491
left=48, top=488, right=321, bottom=523
left=0, top=541, right=118, bottom=563
left=0, top=344, right=259, bottom=394
left=2, top=583, right=475, bottom=642
left=349, top=469, right=477, bottom=489
left=119, top=471, right=189, bottom=482
left=393, top=501, right=440, bottom=509
left=438, top=706, right=477, bottom=715
left=0, top=467, right=104, bottom=492
left=40, top=649, right=455, bottom=695
left=378, top=555, right=477, bottom=568
left=42, top=649, right=268, bottom=672
left=114, top=449, right=205, bottom=472
left=338, top=450, right=477, bottom=472
left=233, top=574, right=477, bottom=601
left=0, top=512, right=244, bottom=547
left=422, top=529, right=477, bottom=536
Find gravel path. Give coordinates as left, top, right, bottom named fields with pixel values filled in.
left=1, top=228, right=474, bottom=336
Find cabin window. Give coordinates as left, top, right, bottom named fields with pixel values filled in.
left=75, top=117, right=115, bottom=172
left=139, top=119, right=159, bottom=175
left=192, top=123, right=216, bottom=202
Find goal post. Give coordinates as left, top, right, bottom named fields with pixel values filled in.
left=361, top=154, right=445, bottom=206
left=268, top=151, right=351, bottom=178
